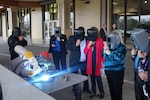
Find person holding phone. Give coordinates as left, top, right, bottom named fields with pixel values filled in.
left=84, top=27, right=105, bottom=98
left=48, top=27, right=68, bottom=70
left=103, top=32, right=126, bottom=100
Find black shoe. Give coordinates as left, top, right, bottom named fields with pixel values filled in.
left=72, top=89, right=76, bottom=96
left=90, top=93, right=96, bottom=98
left=72, top=91, right=76, bottom=96
left=99, top=93, right=104, bottom=98
left=83, top=89, right=91, bottom=94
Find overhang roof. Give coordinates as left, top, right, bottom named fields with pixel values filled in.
left=0, top=0, right=55, bottom=13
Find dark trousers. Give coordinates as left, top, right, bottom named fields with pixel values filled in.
left=0, top=86, right=2, bottom=100
left=134, top=73, right=148, bottom=100
left=72, top=62, right=89, bottom=94
left=90, top=74, right=104, bottom=94
left=105, top=70, right=124, bottom=100
left=52, top=51, right=67, bottom=70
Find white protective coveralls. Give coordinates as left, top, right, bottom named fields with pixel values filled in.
left=7, top=45, right=41, bottom=77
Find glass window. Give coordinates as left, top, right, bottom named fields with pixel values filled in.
left=112, top=0, right=150, bottom=41
left=141, top=15, right=150, bottom=25
left=112, top=0, right=125, bottom=30
left=18, top=7, right=31, bottom=37
left=44, top=3, right=58, bottom=20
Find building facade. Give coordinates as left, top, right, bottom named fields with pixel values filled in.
left=0, top=0, right=150, bottom=43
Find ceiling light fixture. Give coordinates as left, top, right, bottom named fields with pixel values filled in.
left=144, top=0, right=148, bottom=4
left=0, top=6, right=3, bottom=9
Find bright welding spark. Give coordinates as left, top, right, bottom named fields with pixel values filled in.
left=35, top=70, right=69, bottom=82
left=48, top=69, right=70, bottom=78
left=25, top=69, right=71, bottom=83
left=40, top=74, right=51, bottom=81
left=49, top=67, right=78, bottom=78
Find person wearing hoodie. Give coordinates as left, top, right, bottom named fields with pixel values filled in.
left=66, top=27, right=91, bottom=96
left=8, top=27, right=28, bottom=60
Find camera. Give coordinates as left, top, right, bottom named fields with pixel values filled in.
left=87, top=29, right=97, bottom=41
left=130, top=28, right=149, bottom=52
left=106, top=32, right=121, bottom=50
left=74, top=29, right=84, bottom=41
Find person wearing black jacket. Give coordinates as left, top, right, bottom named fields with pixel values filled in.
left=48, top=27, right=67, bottom=70
left=138, top=28, right=150, bottom=98
left=8, top=27, right=28, bottom=60
left=131, top=49, right=148, bottom=100
left=100, top=24, right=107, bottom=41
left=66, top=27, right=90, bottom=96
left=131, top=28, right=150, bottom=100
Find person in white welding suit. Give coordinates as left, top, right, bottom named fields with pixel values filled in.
left=7, top=45, right=42, bottom=77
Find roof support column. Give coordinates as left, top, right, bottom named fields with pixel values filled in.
left=7, top=8, right=12, bottom=36
left=1, top=13, right=7, bottom=37
left=56, top=0, right=72, bottom=38
left=7, top=6, right=18, bottom=36
left=107, top=0, right=112, bottom=34
left=100, top=0, right=107, bottom=28
left=31, top=7, right=43, bottom=39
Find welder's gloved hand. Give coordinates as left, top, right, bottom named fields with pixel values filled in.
left=27, top=71, right=33, bottom=76
left=24, top=51, right=40, bottom=68
left=24, top=51, right=41, bottom=77
left=14, top=45, right=41, bottom=77
left=27, top=69, right=41, bottom=77
left=37, top=55, right=51, bottom=68
left=14, top=45, right=28, bottom=55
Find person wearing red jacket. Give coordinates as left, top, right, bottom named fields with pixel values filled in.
left=84, top=27, right=105, bottom=98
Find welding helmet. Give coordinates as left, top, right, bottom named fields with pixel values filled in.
left=87, top=28, right=97, bottom=41
left=131, top=28, right=149, bottom=53
left=12, top=27, right=22, bottom=37
left=106, top=32, right=121, bottom=50
left=54, top=27, right=61, bottom=37
left=74, top=28, right=84, bottom=41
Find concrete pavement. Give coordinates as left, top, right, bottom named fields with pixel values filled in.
left=0, top=37, right=135, bottom=100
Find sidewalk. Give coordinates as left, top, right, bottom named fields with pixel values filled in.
left=25, top=37, right=50, bottom=47
left=26, top=37, right=134, bottom=50
left=0, top=36, right=135, bottom=100
left=28, top=37, right=135, bottom=100
left=0, top=36, right=134, bottom=49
